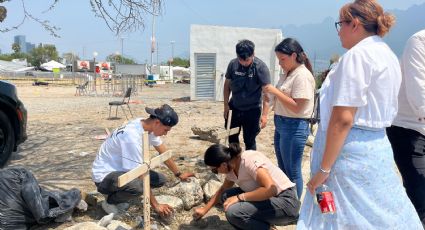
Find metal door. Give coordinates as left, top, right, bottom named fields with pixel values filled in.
left=195, top=53, right=216, bottom=100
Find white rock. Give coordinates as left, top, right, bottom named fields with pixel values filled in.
left=203, top=179, right=222, bottom=201
left=155, top=195, right=184, bottom=211
left=64, top=222, right=107, bottom=230
left=106, top=220, right=132, bottom=230
left=167, top=177, right=203, bottom=210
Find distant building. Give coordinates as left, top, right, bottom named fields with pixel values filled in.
left=190, top=25, right=282, bottom=101
left=13, top=35, right=35, bottom=53
left=26, top=42, right=35, bottom=53
left=14, top=35, right=27, bottom=53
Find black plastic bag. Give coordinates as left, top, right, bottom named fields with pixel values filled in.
left=0, top=168, right=81, bottom=230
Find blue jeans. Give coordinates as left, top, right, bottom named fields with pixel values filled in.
left=274, top=115, right=309, bottom=198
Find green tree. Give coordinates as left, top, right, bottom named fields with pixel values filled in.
left=62, top=52, right=80, bottom=65
left=27, top=44, right=59, bottom=67
left=12, top=43, right=21, bottom=54
left=168, top=57, right=189, bottom=67
left=106, top=54, right=136, bottom=64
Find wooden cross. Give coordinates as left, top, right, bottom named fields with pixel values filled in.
left=216, top=110, right=240, bottom=146
left=117, top=133, right=173, bottom=230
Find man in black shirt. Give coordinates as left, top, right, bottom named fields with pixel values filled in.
left=223, top=39, right=271, bottom=150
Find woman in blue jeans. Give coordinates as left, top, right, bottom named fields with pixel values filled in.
left=264, top=38, right=315, bottom=198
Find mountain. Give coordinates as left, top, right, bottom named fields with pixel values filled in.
left=281, top=3, right=425, bottom=71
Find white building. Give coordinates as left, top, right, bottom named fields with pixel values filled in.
left=190, top=25, right=283, bottom=101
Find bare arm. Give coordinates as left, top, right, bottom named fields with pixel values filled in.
left=264, top=84, right=309, bottom=114
left=237, top=167, right=277, bottom=201
left=260, top=88, right=270, bottom=128
left=307, top=106, right=356, bottom=194
left=222, top=167, right=278, bottom=211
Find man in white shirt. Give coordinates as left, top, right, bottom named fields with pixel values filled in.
left=387, top=29, right=425, bottom=228
left=92, top=104, right=194, bottom=217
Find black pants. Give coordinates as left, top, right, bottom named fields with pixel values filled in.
left=95, top=170, right=166, bottom=204
left=225, top=107, right=261, bottom=150
left=387, top=125, right=425, bottom=228
left=220, top=186, right=300, bottom=230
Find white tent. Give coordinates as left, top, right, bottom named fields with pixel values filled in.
left=40, top=60, right=66, bottom=71
left=0, top=60, right=34, bottom=72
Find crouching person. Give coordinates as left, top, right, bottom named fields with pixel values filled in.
left=92, top=104, right=194, bottom=217
left=193, top=143, right=300, bottom=229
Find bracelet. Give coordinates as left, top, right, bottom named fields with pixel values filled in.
left=174, top=171, right=182, bottom=178
left=319, top=167, right=331, bottom=174
left=236, top=194, right=242, bottom=202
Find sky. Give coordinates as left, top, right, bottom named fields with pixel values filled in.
left=1, top=0, right=424, bottom=63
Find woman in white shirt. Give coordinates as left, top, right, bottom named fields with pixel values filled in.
left=264, top=38, right=315, bottom=199
left=297, top=0, right=423, bottom=229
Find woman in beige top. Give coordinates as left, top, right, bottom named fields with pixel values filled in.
left=193, top=143, right=300, bottom=229
left=264, top=38, right=315, bottom=199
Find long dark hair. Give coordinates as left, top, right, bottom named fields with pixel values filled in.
left=275, top=38, right=313, bottom=74
left=204, top=143, right=242, bottom=167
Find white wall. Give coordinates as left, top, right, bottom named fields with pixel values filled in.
left=190, top=24, right=283, bottom=101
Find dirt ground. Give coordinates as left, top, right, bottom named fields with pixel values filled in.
left=8, top=83, right=311, bottom=230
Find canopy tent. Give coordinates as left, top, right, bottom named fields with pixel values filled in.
left=0, top=60, right=34, bottom=72
left=40, top=60, right=66, bottom=71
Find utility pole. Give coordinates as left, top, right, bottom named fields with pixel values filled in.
left=120, top=37, right=124, bottom=63
left=150, top=0, right=157, bottom=74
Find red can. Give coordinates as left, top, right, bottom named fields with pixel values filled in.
left=316, top=185, right=336, bottom=214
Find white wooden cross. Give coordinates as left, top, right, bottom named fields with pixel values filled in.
left=216, top=110, right=240, bottom=146
left=117, top=133, right=173, bottom=230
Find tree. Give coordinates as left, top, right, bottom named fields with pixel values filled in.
left=168, top=57, right=189, bottom=68
left=106, top=53, right=136, bottom=64
left=12, top=42, right=21, bottom=54
left=62, top=52, right=80, bottom=65
left=0, top=0, right=162, bottom=36
left=27, top=44, right=59, bottom=67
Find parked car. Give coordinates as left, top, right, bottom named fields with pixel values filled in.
left=0, top=80, right=27, bottom=167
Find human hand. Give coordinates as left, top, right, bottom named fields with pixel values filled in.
left=263, top=84, right=277, bottom=94
left=179, top=172, right=195, bottom=181
left=260, top=115, right=268, bottom=129
left=224, top=105, right=229, bottom=119
left=223, top=196, right=239, bottom=211
left=193, top=207, right=208, bottom=220
left=306, top=172, right=329, bottom=195
left=154, top=203, right=174, bottom=217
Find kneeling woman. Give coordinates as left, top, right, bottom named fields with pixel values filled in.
left=193, top=143, right=300, bottom=229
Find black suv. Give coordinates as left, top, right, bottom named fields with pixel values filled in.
left=0, top=80, right=27, bottom=167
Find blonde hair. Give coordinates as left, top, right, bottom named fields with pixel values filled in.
left=340, top=0, right=395, bottom=37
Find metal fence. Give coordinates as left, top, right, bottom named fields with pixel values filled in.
left=0, top=71, right=145, bottom=96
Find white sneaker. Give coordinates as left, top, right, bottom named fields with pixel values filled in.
left=101, top=201, right=119, bottom=214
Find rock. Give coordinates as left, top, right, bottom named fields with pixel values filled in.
left=98, top=213, right=115, bottom=227
left=106, top=220, right=132, bottom=230
left=76, top=199, right=88, bottom=212
left=54, top=210, right=73, bottom=223
left=191, top=126, right=224, bottom=143
left=167, top=177, right=203, bottom=210
left=155, top=195, right=184, bottom=211
left=64, top=222, right=107, bottom=230
left=203, top=179, right=222, bottom=201
left=82, top=191, right=104, bottom=207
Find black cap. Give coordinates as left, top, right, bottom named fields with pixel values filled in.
left=145, top=104, right=179, bottom=127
